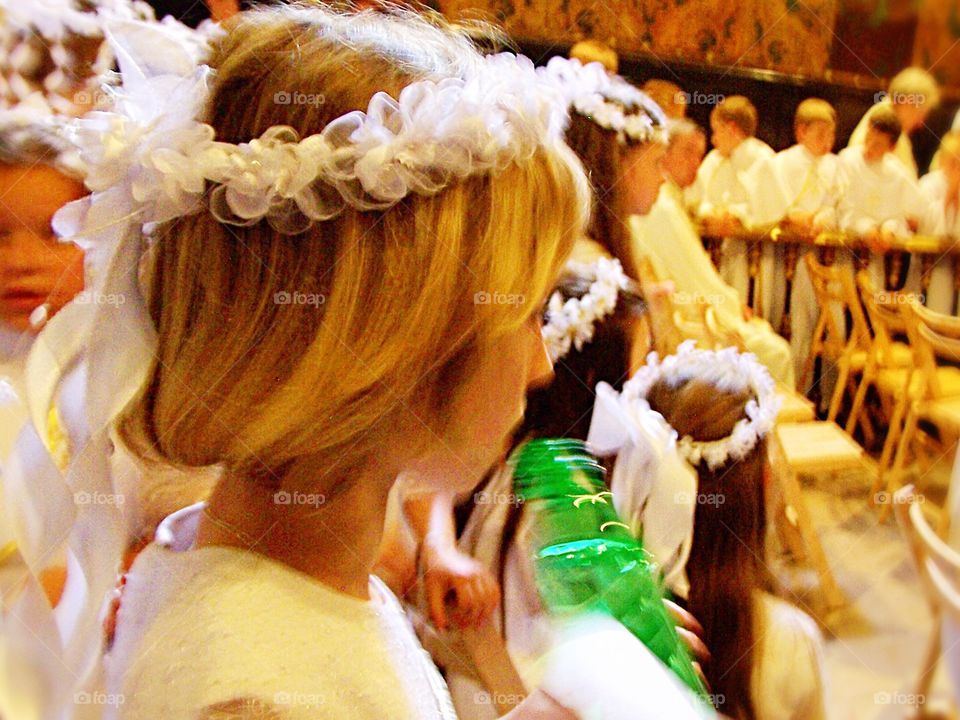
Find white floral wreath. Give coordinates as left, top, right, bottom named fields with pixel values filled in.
left=52, top=18, right=574, bottom=244
left=541, top=256, right=630, bottom=362
left=620, top=341, right=781, bottom=470
left=544, top=57, right=667, bottom=145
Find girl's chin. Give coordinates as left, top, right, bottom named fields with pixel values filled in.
left=0, top=314, right=40, bottom=336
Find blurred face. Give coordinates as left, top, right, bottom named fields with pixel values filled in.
left=893, top=101, right=929, bottom=134
left=710, top=117, right=742, bottom=157
left=796, top=120, right=835, bottom=157
left=863, top=126, right=895, bottom=163
left=620, top=142, right=667, bottom=216
left=405, top=310, right=554, bottom=494
left=0, top=165, right=86, bottom=334
left=662, top=131, right=706, bottom=189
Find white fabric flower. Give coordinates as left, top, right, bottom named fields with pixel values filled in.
left=544, top=57, right=667, bottom=146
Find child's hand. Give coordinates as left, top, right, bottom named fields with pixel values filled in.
left=784, top=211, right=815, bottom=234
left=421, top=541, right=500, bottom=631
left=863, top=228, right=889, bottom=254
left=664, top=599, right=711, bottom=692
left=664, top=599, right=711, bottom=664
left=702, top=214, right=741, bottom=237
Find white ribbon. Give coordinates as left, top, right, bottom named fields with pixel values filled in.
left=587, top=383, right=696, bottom=599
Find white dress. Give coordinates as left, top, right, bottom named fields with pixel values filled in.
left=630, top=185, right=796, bottom=388
left=0, top=328, right=34, bottom=596
left=917, top=170, right=959, bottom=315
left=0, top=327, right=31, bottom=462
left=685, top=137, right=775, bottom=305
left=107, top=503, right=458, bottom=720
left=752, top=592, right=827, bottom=720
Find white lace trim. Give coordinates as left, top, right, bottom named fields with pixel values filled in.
left=541, top=257, right=630, bottom=362
left=621, top=341, right=781, bottom=470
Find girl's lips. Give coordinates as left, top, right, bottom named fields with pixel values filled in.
left=0, top=291, right=47, bottom=312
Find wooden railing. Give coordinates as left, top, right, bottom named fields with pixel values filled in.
left=699, top=227, right=960, bottom=336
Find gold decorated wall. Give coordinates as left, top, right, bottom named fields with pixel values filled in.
left=438, top=0, right=838, bottom=76
left=437, top=0, right=960, bottom=90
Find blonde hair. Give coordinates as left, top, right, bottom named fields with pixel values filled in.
left=794, top=98, right=836, bottom=129
left=641, top=79, right=686, bottom=120
left=889, top=67, right=941, bottom=109
left=569, top=40, right=618, bottom=73
left=711, top=95, right=758, bottom=137
left=120, top=6, right=589, bottom=481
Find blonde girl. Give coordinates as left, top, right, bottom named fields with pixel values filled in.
left=48, top=5, right=596, bottom=719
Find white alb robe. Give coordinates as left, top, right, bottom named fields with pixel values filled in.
left=746, top=145, right=848, bottom=378
left=847, top=98, right=918, bottom=180
left=838, top=146, right=923, bottom=290
left=917, top=170, right=960, bottom=315
left=631, top=184, right=796, bottom=387
left=686, top=137, right=775, bottom=305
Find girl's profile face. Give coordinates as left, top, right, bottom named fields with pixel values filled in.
left=406, top=310, right=554, bottom=494
left=0, top=165, right=86, bottom=334
left=620, top=142, right=667, bottom=217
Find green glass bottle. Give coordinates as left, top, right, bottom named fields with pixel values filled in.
left=512, top=438, right=709, bottom=699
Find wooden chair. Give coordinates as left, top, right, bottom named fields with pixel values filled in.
left=634, top=257, right=686, bottom=357
left=878, top=302, right=960, bottom=520
left=800, top=255, right=875, bottom=438
left=770, top=420, right=876, bottom=611
left=848, top=272, right=914, bottom=453
left=895, top=484, right=960, bottom=716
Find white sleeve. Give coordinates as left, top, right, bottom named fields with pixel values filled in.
left=918, top=178, right=947, bottom=236
left=836, top=155, right=873, bottom=235
left=539, top=614, right=717, bottom=720
left=687, top=153, right=719, bottom=218
left=743, top=157, right=789, bottom=227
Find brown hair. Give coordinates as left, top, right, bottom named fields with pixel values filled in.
left=711, top=95, right=758, bottom=138
left=647, top=377, right=768, bottom=720
left=565, top=114, right=645, bottom=279
left=794, top=98, right=837, bottom=130
left=868, top=105, right=902, bottom=144
left=119, top=6, right=588, bottom=487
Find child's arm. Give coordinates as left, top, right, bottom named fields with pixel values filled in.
left=404, top=490, right=500, bottom=631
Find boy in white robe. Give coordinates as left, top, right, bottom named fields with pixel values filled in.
left=847, top=67, right=940, bottom=180
left=686, top=96, right=774, bottom=306
left=918, top=131, right=960, bottom=314
left=838, top=106, right=924, bottom=291
left=634, top=121, right=795, bottom=387
left=746, top=99, right=847, bottom=381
